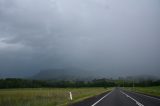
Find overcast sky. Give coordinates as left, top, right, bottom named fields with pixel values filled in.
left=0, top=0, right=160, bottom=78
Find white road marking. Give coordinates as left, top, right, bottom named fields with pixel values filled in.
left=91, top=90, right=113, bottom=106
left=129, top=91, right=160, bottom=101
left=120, top=91, right=144, bottom=106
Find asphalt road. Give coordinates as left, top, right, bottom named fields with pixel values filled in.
left=71, top=88, right=160, bottom=106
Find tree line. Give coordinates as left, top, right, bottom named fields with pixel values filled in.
left=0, top=78, right=160, bottom=89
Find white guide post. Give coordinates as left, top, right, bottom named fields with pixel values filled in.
left=69, top=92, right=73, bottom=100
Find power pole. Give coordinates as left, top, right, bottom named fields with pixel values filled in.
left=123, top=80, right=124, bottom=89
left=133, top=80, right=134, bottom=90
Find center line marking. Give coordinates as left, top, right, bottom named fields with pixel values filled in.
left=120, top=91, right=144, bottom=106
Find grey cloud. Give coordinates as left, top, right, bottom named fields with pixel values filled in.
left=0, top=0, right=160, bottom=77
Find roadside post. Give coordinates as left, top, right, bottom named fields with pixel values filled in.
left=69, top=92, right=73, bottom=100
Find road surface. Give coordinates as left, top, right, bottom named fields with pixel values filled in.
left=71, top=88, right=160, bottom=106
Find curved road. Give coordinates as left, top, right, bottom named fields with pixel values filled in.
left=71, top=88, right=160, bottom=106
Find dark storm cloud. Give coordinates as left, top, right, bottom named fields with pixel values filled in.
left=0, top=0, right=160, bottom=77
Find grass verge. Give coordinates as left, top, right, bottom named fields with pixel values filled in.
left=0, top=87, right=112, bottom=106
left=125, top=86, right=160, bottom=97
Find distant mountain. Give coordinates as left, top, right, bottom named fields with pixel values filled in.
left=31, top=68, right=160, bottom=81
left=31, top=68, right=97, bottom=80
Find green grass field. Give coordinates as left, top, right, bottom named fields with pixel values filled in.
left=0, top=87, right=111, bottom=106
left=125, top=86, right=160, bottom=97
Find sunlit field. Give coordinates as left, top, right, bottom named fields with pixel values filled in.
left=0, top=87, right=111, bottom=106
left=125, top=86, right=160, bottom=96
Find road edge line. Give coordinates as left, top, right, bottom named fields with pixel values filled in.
left=129, top=91, right=160, bottom=101
left=91, top=90, right=113, bottom=106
